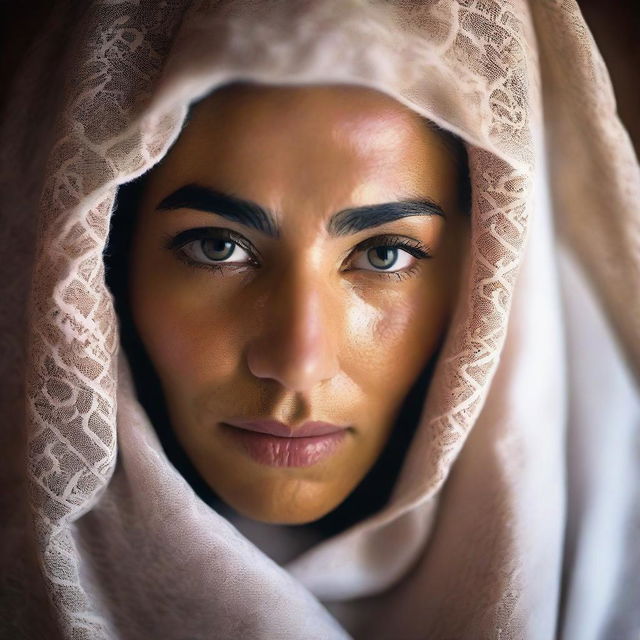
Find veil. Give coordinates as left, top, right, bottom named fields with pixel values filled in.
left=1, top=1, right=638, bottom=638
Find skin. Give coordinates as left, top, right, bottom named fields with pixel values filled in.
left=128, top=82, right=469, bottom=524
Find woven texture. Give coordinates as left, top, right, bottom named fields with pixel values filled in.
left=1, top=1, right=638, bottom=638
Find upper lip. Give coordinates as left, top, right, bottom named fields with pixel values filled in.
left=223, top=419, right=348, bottom=438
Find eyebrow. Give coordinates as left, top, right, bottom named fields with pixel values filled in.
left=156, top=184, right=445, bottom=237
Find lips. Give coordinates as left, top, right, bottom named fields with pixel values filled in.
left=221, top=419, right=349, bottom=467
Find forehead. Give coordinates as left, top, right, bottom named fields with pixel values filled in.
left=145, top=82, right=461, bottom=217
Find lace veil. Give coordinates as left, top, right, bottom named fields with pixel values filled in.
left=1, top=1, right=639, bottom=638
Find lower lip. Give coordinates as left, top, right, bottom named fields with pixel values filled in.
left=222, top=425, right=347, bottom=467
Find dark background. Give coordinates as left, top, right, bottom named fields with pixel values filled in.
left=1, top=1, right=638, bottom=154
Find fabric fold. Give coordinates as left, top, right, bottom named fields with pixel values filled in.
left=0, top=1, right=638, bottom=638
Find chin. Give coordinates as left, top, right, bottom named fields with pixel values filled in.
left=233, top=499, right=342, bottom=526
left=245, top=510, right=326, bottom=526
left=220, top=480, right=346, bottom=526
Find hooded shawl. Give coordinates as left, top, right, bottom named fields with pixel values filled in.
left=1, top=1, right=639, bottom=638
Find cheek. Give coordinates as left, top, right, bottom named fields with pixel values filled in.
left=373, top=298, right=416, bottom=345
left=343, top=283, right=447, bottom=396
left=130, top=274, right=243, bottom=396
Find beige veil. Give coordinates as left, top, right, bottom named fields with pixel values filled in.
left=1, top=1, right=639, bottom=638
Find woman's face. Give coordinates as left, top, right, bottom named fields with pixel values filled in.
left=129, top=83, right=469, bottom=524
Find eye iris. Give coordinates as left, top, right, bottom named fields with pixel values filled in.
left=367, top=246, right=398, bottom=270
left=201, top=239, right=235, bottom=261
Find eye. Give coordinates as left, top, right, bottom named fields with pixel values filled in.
left=352, top=246, right=414, bottom=272
left=182, top=237, right=252, bottom=265
left=164, top=227, right=258, bottom=270
left=349, top=235, right=431, bottom=274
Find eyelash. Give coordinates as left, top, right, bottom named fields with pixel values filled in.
left=163, top=227, right=433, bottom=280
left=347, top=235, right=432, bottom=281
left=163, top=227, right=259, bottom=274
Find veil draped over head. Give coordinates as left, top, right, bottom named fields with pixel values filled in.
left=1, top=1, right=639, bottom=638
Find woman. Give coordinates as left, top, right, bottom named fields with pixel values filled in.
left=1, top=1, right=639, bottom=638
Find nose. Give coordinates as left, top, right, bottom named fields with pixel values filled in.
left=246, top=269, right=340, bottom=392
